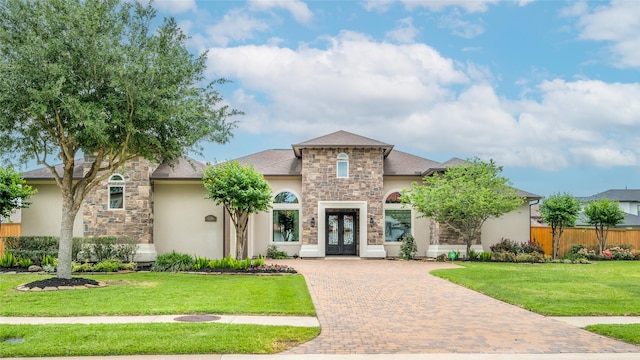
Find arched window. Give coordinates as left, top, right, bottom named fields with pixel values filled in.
left=384, top=191, right=412, bottom=242
left=272, top=191, right=300, bottom=242
left=108, top=174, right=125, bottom=210
left=336, top=152, right=349, bottom=178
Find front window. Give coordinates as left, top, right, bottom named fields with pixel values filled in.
left=272, top=191, right=300, bottom=242
left=337, top=152, right=349, bottom=178
left=384, top=192, right=412, bottom=242
left=108, top=174, right=125, bottom=210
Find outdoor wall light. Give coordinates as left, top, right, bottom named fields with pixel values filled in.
left=310, top=217, right=316, bottom=227
left=369, top=216, right=374, bottom=226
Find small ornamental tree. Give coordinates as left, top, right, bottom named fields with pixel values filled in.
left=539, top=193, right=581, bottom=259
left=583, top=198, right=625, bottom=255
left=202, top=161, right=272, bottom=259
left=402, top=157, right=524, bottom=258
left=0, top=167, right=37, bottom=231
left=0, top=0, right=238, bottom=279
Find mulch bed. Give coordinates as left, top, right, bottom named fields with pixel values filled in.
left=20, top=277, right=101, bottom=289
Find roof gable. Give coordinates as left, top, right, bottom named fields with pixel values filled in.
left=292, top=130, right=393, bottom=158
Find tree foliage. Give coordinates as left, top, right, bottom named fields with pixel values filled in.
left=583, top=198, right=625, bottom=255
left=539, top=193, right=581, bottom=259
left=202, top=161, right=272, bottom=260
left=402, top=157, right=524, bottom=257
left=0, top=167, right=37, bottom=230
left=0, top=0, right=238, bottom=278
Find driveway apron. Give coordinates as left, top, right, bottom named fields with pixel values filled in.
left=277, top=259, right=640, bottom=354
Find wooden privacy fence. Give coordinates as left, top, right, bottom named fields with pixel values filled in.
left=531, top=226, right=640, bottom=257
left=0, top=223, right=22, bottom=256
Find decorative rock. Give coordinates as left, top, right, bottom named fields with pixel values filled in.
left=58, top=286, right=76, bottom=290
left=28, top=265, right=43, bottom=272
left=43, top=287, right=58, bottom=291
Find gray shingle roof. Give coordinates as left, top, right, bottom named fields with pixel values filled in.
left=292, top=130, right=393, bottom=158
left=22, top=160, right=86, bottom=180
left=150, top=157, right=206, bottom=180
left=579, top=189, right=640, bottom=202
left=235, top=149, right=302, bottom=176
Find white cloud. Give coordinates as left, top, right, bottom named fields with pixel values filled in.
left=206, top=34, right=640, bottom=170
left=206, top=9, right=269, bottom=47
left=248, top=0, right=313, bottom=24
left=385, top=17, right=419, bottom=44
left=150, top=0, right=197, bottom=14
left=363, top=0, right=498, bottom=13
left=438, top=9, right=485, bottom=38
left=568, top=0, right=640, bottom=68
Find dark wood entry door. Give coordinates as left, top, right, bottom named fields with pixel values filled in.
left=326, top=212, right=357, bottom=255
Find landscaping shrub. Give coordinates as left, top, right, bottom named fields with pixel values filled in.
left=4, top=236, right=58, bottom=265
left=192, top=256, right=209, bottom=270
left=17, top=256, right=32, bottom=268
left=152, top=251, right=194, bottom=272
left=72, top=261, right=95, bottom=272
left=266, top=245, right=289, bottom=259
left=0, top=252, right=17, bottom=268
left=493, top=251, right=517, bottom=262
left=468, top=248, right=481, bottom=261
left=480, top=252, right=493, bottom=262
left=93, top=260, right=122, bottom=273
left=81, top=236, right=138, bottom=263
left=520, top=240, right=544, bottom=254
left=399, top=234, right=417, bottom=260
left=515, top=252, right=546, bottom=263
left=490, top=238, right=521, bottom=254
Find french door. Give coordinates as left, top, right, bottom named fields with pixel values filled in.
left=326, top=212, right=357, bottom=255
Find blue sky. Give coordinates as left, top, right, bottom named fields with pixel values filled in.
left=151, top=0, right=640, bottom=198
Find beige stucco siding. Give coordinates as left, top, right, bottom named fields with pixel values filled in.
left=481, top=202, right=532, bottom=251
left=382, top=176, right=431, bottom=257
left=21, top=183, right=84, bottom=237
left=251, top=176, right=302, bottom=258
left=153, top=182, right=224, bottom=259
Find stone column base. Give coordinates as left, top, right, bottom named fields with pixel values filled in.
left=361, top=244, right=386, bottom=258
left=134, top=244, right=158, bottom=262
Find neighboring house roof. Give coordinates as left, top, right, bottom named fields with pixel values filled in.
left=292, top=130, right=393, bottom=158
left=421, top=157, right=466, bottom=176
left=576, top=213, right=640, bottom=227
left=579, top=189, right=640, bottom=202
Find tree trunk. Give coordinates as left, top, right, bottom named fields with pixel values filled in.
left=57, top=192, right=80, bottom=279
left=235, top=212, right=249, bottom=260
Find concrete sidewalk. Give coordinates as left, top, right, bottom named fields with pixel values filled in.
left=2, top=314, right=639, bottom=328
left=0, top=314, right=319, bottom=327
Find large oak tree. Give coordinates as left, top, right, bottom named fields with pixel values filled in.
left=0, top=0, right=238, bottom=278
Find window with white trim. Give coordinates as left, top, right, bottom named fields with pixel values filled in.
left=108, top=174, right=125, bottom=210
left=272, top=191, right=300, bottom=242
left=384, top=191, right=412, bottom=242
left=337, top=152, right=349, bottom=178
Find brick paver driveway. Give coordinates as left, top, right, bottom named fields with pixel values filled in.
left=277, top=259, right=640, bottom=354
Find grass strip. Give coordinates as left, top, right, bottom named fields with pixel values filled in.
left=430, top=261, right=640, bottom=316
left=585, top=324, right=640, bottom=346
left=0, top=323, right=319, bottom=357
left=0, top=272, right=315, bottom=316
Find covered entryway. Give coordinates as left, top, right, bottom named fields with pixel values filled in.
left=326, top=211, right=357, bottom=255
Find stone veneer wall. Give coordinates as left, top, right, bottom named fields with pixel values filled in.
left=300, top=148, right=384, bottom=246
left=83, top=157, right=156, bottom=244
left=429, top=220, right=480, bottom=246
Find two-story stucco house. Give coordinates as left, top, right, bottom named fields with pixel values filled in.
left=21, top=131, right=539, bottom=261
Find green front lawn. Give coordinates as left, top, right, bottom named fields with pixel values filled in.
left=0, top=272, right=319, bottom=357
left=586, top=324, right=640, bottom=346
left=0, top=272, right=315, bottom=316
left=0, top=323, right=320, bottom=357
left=431, top=262, right=640, bottom=316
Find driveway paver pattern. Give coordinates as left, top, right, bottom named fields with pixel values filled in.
left=277, top=259, right=640, bottom=354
